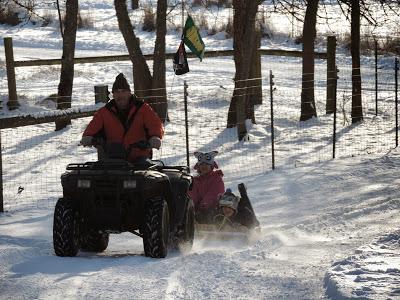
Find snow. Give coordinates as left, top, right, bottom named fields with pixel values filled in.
left=325, top=232, right=400, bottom=299
left=1, top=1, right=400, bottom=299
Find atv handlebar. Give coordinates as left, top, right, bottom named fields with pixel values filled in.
left=129, top=141, right=151, bottom=150
left=79, top=137, right=150, bottom=150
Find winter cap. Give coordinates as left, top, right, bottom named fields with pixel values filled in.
left=219, top=188, right=240, bottom=212
left=112, top=73, right=131, bottom=92
left=194, top=151, right=218, bottom=169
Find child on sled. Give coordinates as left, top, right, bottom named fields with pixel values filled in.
left=188, top=151, right=259, bottom=229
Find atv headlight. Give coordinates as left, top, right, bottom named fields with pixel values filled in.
left=77, top=179, right=91, bottom=188
left=123, top=180, right=137, bottom=189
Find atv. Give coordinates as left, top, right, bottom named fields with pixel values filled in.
left=52, top=141, right=195, bottom=258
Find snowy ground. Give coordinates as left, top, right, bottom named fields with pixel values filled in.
left=1, top=1, right=400, bottom=299
left=1, top=151, right=400, bottom=299
left=325, top=230, right=400, bottom=299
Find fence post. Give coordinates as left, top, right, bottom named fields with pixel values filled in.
left=94, top=85, right=109, bottom=103
left=4, top=37, right=19, bottom=110
left=375, top=39, right=378, bottom=116
left=0, top=129, right=3, bottom=212
left=269, top=71, right=275, bottom=170
left=326, top=36, right=337, bottom=114
left=184, top=81, right=190, bottom=169
left=333, top=67, right=338, bottom=159
left=396, top=57, right=399, bottom=148
left=94, top=91, right=108, bottom=160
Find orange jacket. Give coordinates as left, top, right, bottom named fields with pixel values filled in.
left=83, top=96, right=164, bottom=162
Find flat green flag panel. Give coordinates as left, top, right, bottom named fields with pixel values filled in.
left=183, top=15, right=205, bottom=61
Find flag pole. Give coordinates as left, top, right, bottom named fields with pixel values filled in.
left=181, top=0, right=185, bottom=35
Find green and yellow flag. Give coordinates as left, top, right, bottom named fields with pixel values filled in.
left=183, top=15, right=205, bottom=61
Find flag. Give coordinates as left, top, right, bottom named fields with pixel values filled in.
left=173, top=41, right=189, bottom=75
left=183, top=15, right=205, bottom=61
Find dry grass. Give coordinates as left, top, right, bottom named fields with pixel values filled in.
left=0, top=3, right=21, bottom=26
left=142, top=7, right=155, bottom=32
left=339, top=32, right=400, bottom=55
left=77, top=11, right=94, bottom=29
left=380, top=36, right=400, bottom=55
left=192, top=0, right=231, bottom=8
left=195, top=14, right=209, bottom=31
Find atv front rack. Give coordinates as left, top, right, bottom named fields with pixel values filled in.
left=66, top=161, right=190, bottom=174
left=66, top=161, right=132, bottom=171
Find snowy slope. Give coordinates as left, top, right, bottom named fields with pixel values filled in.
left=1, top=1, right=400, bottom=299
left=1, top=150, right=400, bottom=299
left=325, top=231, right=400, bottom=299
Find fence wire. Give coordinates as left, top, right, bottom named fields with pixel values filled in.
left=1, top=55, right=398, bottom=211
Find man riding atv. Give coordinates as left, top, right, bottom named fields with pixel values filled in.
left=52, top=73, right=194, bottom=259
left=80, top=73, right=163, bottom=161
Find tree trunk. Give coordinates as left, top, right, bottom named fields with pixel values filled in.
left=245, top=29, right=262, bottom=123
left=152, top=0, right=167, bottom=122
left=114, top=0, right=167, bottom=122
left=300, top=0, right=319, bottom=121
left=227, top=0, right=260, bottom=141
left=114, top=0, right=152, bottom=95
left=56, top=0, right=78, bottom=131
left=131, top=0, right=139, bottom=10
left=351, top=0, right=363, bottom=123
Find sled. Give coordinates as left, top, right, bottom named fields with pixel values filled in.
left=194, top=182, right=260, bottom=243
left=195, top=222, right=260, bottom=243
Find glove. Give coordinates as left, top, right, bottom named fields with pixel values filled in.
left=80, top=136, right=93, bottom=147
left=148, top=136, right=162, bottom=149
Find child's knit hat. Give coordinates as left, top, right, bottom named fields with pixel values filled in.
left=219, top=188, right=240, bottom=212
left=194, top=151, right=218, bottom=169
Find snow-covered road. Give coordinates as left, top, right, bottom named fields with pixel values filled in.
left=1, top=152, right=400, bottom=299
left=1, top=1, right=400, bottom=297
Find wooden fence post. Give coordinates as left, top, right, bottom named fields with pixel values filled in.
left=94, top=85, right=109, bottom=103
left=326, top=36, right=337, bottom=114
left=93, top=91, right=106, bottom=160
left=4, top=37, right=19, bottom=110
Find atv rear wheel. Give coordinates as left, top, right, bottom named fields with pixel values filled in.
left=175, top=197, right=195, bottom=253
left=53, top=198, right=80, bottom=257
left=143, top=197, right=170, bottom=258
left=81, top=230, right=109, bottom=252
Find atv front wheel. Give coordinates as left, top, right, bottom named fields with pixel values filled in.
left=53, top=198, right=80, bottom=257
left=81, top=230, right=109, bottom=252
left=143, top=197, right=170, bottom=258
left=175, top=197, right=195, bottom=253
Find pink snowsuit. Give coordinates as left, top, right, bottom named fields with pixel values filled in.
left=188, top=170, right=225, bottom=212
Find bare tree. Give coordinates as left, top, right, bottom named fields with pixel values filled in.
left=350, top=0, right=363, bottom=123
left=335, top=0, right=400, bottom=123
left=334, top=0, right=364, bottom=123
left=300, top=0, right=319, bottom=121
left=55, top=0, right=78, bottom=131
left=227, top=0, right=263, bottom=141
left=114, top=0, right=168, bottom=122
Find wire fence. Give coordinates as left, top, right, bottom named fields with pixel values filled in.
left=0, top=55, right=399, bottom=212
